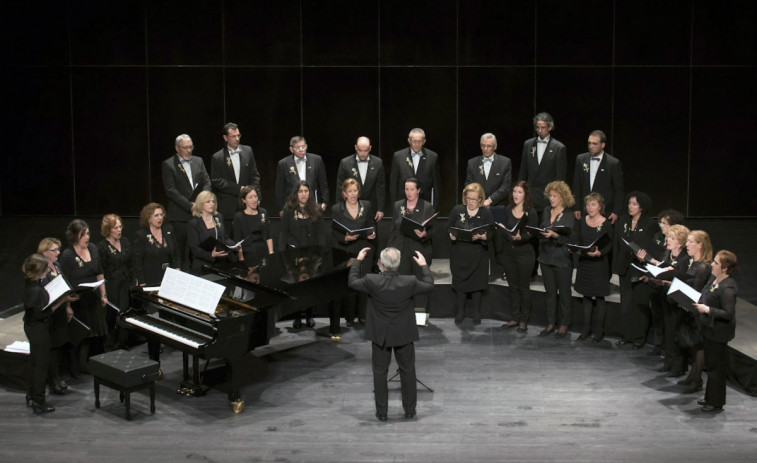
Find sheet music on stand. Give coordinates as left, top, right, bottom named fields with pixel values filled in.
left=158, top=268, right=225, bottom=317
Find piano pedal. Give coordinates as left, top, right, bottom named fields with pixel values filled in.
left=156, top=368, right=164, bottom=381
left=231, top=399, right=245, bottom=414
left=178, top=381, right=208, bottom=397
left=330, top=335, right=342, bottom=343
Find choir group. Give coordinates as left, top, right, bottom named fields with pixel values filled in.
left=21, top=116, right=738, bottom=415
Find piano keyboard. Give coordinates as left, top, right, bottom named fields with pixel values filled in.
left=124, top=314, right=211, bottom=349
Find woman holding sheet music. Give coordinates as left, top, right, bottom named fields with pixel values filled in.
left=612, top=192, right=660, bottom=349
left=233, top=186, right=274, bottom=265
left=694, top=250, right=738, bottom=412
left=331, top=179, right=377, bottom=336
left=280, top=180, right=325, bottom=329
left=59, top=219, right=107, bottom=373
left=448, top=183, right=493, bottom=325
left=675, top=230, right=714, bottom=393
left=133, top=202, right=181, bottom=287
left=22, top=254, right=77, bottom=414
left=573, top=193, right=613, bottom=342
left=500, top=181, right=538, bottom=332
left=388, top=177, right=436, bottom=313
left=536, top=180, right=576, bottom=338
left=38, top=237, right=73, bottom=394
left=187, top=191, right=237, bottom=275
left=97, top=214, right=134, bottom=350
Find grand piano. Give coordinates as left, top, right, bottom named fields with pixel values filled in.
left=119, top=246, right=354, bottom=413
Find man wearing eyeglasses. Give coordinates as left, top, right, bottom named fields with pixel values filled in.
left=464, top=133, right=512, bottom=207
left=275, top=136, right=330, bottom=216
left=162, top=134, right=211, bottom=269
left=389, top=128, right=441, bottom=207
left=518, top=112, right=567, bottom=216
left=210, top=122, right=261, bottom=230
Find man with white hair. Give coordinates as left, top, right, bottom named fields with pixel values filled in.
left=348, top=246, right=434, bottom=422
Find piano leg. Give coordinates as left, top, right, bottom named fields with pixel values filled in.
left=227, top=358, right=245, bottom=414
left=182, top=352, right=190, bottom=382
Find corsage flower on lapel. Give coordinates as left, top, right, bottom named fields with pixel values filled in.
left=75, top=256, right=83, bottom=268
left=226, top=157, right=232, bottom=166
left=214, top=217, right=221, bottom=228
left=351, top=168, right=359, bottom=178
left=530, top=147, right=536, bottom=158
left=478, top=165, right=484, bottom=176
left=147, top=234, right=154, bottom=245
left=459, top=213, right=466, bottom=224
left=289, top=166, right=297, bottom=176
left=583, top=162, right=589, bottom=173
left=357, top=206, right=364, bottom=218
left=260, top=213, right=266, bottom=223
left=406, top=157, right=414, bottom=169
left=178, top=164, right=186, bottom=174
left=400, top=206, right=406, bottom=216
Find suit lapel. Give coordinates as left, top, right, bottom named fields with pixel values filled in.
left=174, top=156, right=193, bottom=189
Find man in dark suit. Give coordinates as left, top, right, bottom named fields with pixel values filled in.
left=274, top=135, right=330, bottom=216
left=162, top=134, right=211, bottom=269
left=572, top=130, right=624, bottom=224
left=210, top=122, right=260, bottom=230
left=348, top=246, right=434, bottom=421
left=518, top=112, right=567, bottom=214
left=464, top=133, right=512, bottom=207
left=389, top=128, right=441, bottom=207
left=335, top=136, right=386, bottom=221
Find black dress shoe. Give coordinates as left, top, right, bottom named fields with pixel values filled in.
left=404, top=410, right=416, bottom=419
left=375, top=412, right=387, bottom=422
left=49, top=384, right=67, bottom=395
left=454, top=311, right=465, bottom=324
left=538, top=328, right=554, bottom=337
left=32, top=402, right=55, bottom=414
left=683, top=380, right=703, bottom=393
left=554, top=331, right=568, bottom=339
left=516, top=326, right=528, bottom=333
left=306, top=317, right=316, bottom=328
left=577, top=333, right=590, bottom=341
left=345, top=319, right=355, bottom=327
left=697, top=398, right=708, bottom=406
left=292, top=318, right=303, bottom=329
left=701, top=404, right=723, bottom=412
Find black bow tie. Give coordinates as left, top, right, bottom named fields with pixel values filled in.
left=295, top=157, right=306, bottom=164
left=537, top=139, right=548, bottom=144
left=591, top=157, right=601, bottom=162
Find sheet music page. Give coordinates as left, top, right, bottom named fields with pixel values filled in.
left=78, top=280, right=106, bottom=289
left=667, top=277, right=702, bottom=303
left=158, top=268, right=224, bottom=316
left=43, top=274, right=72, bottom=310
left=645, top=263, right=669, bottom=277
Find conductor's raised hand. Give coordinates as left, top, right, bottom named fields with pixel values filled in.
left=412, top=251, right=427, bottom=267
left=356, top=247, right=371, bottom=261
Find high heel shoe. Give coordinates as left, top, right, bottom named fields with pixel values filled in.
left=306, top=317, right=316, bottom=328
left=577, top=332, right=590, bottom=341
left=683, top=380, right=703, bottom=393
left=538, top=327, right=554, bottom=337
left=292, top=318, right=303, bottom=329
left=454, top=311, right=465, bottom=324
left=32, top=401, right=55, bottom=414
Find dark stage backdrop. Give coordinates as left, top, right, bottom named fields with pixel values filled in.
left=1, top=0, right=756, bottom=218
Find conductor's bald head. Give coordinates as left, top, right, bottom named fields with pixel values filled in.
left=379, top=247, right=401, bottom=272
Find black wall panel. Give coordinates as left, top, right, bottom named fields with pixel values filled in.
left=70, top=0, right=146, bottom=65
left=302, top=0, right=378, bottom=66
left=225, top=0, right=301, bottom=66
left=613, top=67, right=690, bottom=213
left=1, top=69, right=74, bottom=215
left=71, top=67, right=149, bottom=216
left=1, top=0, right=755, bottom=218
left=690, top=69, right=757, bottom=216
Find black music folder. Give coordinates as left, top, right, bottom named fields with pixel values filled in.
left=525, top=224, right=572, bottom=235
left=400, top=212, right=439, bottom=238
left=332, top=219, right=374, bottom=238
left=630, top=262, right=676, bottom=281
left=566, top=233, right=612, bottom=255
left=200, top=236, right=244, bottom=253
left=496, top=218, right=524, bottom=236
left=667, top=277, right=702, bottom=310
left=68, top=316, right=92, bottom=346
left=621, top=238, right=653, bottom=263
left=448, top=223, right=492, bottom=242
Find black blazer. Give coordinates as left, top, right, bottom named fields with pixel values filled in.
left=612, top=215, right=660, bottom=276
left=518, top=137, right=567, bottom=210
left=389, top=147, right=441, bottom=207
left=161, top=155, right=211, bottom=222
left=133, top=225, right=181, bottom=285
left=186, top=214, right=234, bottom=272
left=348, top=260, right=434, bottom=347
left=464, top=153, right=512, bottom=206
left=275, top=154, right=330, bottom=213
left=210, top=145, right=261, bottom=220
left=572, top=152, right=624, bottom=217
left=278, top=207, right=325, bottom=251
left=537, top=206, right=576, bottom=269
left=700, top=276, right=738, bottom=343
left=335, top=154, right=386, bottom=215
left=330, top=200, right=376, bottom=253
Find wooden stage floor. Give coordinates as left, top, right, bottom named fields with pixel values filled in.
left=1, top=315, right=756, bottom=463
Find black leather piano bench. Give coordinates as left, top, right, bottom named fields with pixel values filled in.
left=90, top=350, right=160, bottom=420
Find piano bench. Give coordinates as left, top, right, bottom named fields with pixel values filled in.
left=90, top=350, right=160, bottom=421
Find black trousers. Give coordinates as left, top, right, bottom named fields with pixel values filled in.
left=170, top=220, right=189, bottom=272
left=372, top=342, right=416, bottom=415
left=649, top=287, right=665, bottom=346
left=662, top=294, right=686, bottom=372
left=619, top=273, right=652, bottom=345
left=24, top=321, right=51, bottom=404
left=540, top=263, right=573, bottom=326
left=501, top=245, right=535, bottom=323
left=703, top=337, right=729, bottom=408
left=581, top=297, right=606, bottom=337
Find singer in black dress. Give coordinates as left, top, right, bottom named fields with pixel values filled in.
left=448, top=183, right=493, bottom=325
left=573, top=193, right=613, bottom=342
left=97, top=214, right=134, bottom=349
left=694, top=250, right=738, bottom=412
left=499, top=181, right=538, bottom=332
left=331, top=178, right=377, bottom=333
left=279, top=181, right=325, bottom=328
left=233, top=186, right=273, bottom=266
left=187, top=191, right=237, bottom=274
left=537, top=181, right=576, bottom=338
left=59, top=219, right=108, bottom=373
left=612, top=191, right=660, bottom=349
left=388, top=177, right=436, bottom=312
left=133, top=203, right=181, bottom=286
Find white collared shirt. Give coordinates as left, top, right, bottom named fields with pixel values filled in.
left=590, top=152, right=604, bottom=190
left=355, top=155, right=369, bottom=184
left=482, top=153, right=495, bottom=180
left=537, top=136, right=550, bottom=165
left=411, top=151, right=422, bottom=173
left=178, top=154, right=194, bottom=188
left=228, top=146, right=241, bottom=183
left=295, top=155, right=307, bottom=181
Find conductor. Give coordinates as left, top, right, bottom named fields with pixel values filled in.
left=348, top=247, right=434, bottom=422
